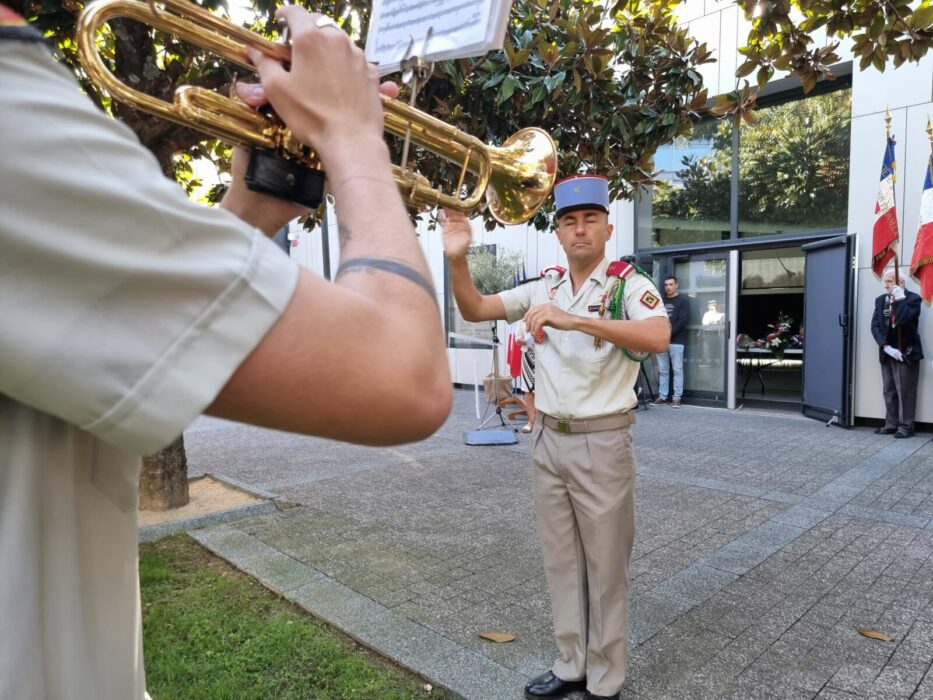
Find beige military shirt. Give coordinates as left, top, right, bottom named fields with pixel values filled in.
left=499, top=258, right=666, bottom=419
left=1, top=41, right=298, bottom=699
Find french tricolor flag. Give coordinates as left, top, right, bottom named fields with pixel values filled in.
left=872, top=136, right=900, bottom=278
left=910, top=154, right=933, bottom=304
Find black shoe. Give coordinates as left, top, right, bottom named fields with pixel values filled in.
left=524, top=671, right=586, bottom=698
left=584, top=692, right=621, bottom=700
left=894, top=429, right=915, bottom=438
left=874, top=427, right=897, bottom=435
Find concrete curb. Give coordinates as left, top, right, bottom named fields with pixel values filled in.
left=138, top=472, right=279, bottom=544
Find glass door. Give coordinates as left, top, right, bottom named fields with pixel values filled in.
left=672, top=254, right=730, bottom=405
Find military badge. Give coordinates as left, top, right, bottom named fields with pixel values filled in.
left=640, top=290, right=660, bottom=309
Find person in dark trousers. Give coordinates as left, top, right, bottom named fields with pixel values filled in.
left=651, top=275, right=689, bottom=407
left=870, top=269, right=924, bottom=438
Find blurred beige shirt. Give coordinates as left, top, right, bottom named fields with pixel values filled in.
left=1, top=41, right=298, bottom=700
left=499, top=259, right=666, bottom=419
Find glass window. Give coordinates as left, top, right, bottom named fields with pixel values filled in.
left=740, top=247, right=805, bottom=292
left=640, top=119, right=733, bottom=248
left=738, top=89, right=851, bottom=237
left=674, top=257, right=728, bottom=398
left=639, top=87, right=851, bottom=249
left=446, top=244, right=526, bottom=348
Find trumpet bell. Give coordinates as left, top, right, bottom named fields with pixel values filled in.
left=486, top=127, right=557, bottom=226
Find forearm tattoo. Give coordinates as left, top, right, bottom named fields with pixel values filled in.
left=336, top=257, right=437, bottom=304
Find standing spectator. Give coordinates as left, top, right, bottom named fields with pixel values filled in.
left=652, top=275, right=689, bottom=407
left=870, top=269, right=924, bottom=437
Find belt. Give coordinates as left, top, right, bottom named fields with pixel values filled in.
left=540, top=411, right=635, bottom=434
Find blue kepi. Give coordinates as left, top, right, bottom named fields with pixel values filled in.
left=554, top=174, right=610, bottom=219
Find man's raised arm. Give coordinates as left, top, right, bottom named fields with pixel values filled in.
left=440, top=209, right=507, bottom=322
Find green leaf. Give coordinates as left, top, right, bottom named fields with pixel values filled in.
left=544, top=71, right=567, bottom=91
left=910, top=6, right=933, bottom=28
left=497, top=74, right=520, bottom=104
left=484, top=72, right=506, bottom=89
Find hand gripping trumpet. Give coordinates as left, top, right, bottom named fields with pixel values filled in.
left=77, top=0, right=558, bottom=224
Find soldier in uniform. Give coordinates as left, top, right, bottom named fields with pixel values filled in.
left=441, top=175, right=670, bottom=700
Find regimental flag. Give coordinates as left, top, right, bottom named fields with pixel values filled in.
left=910, top=154, right=933, bottom=304
left=872, top=136, right=900, bottom=278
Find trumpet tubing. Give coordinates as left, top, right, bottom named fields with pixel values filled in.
left=77, top=0, right=557, bottom=224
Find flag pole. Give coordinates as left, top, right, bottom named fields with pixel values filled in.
left=885, top=107, right=902, bottom=285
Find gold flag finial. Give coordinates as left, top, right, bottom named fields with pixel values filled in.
left=927, top=116, right=933, bottom=145
left=885, top=106, right=892, bottom=139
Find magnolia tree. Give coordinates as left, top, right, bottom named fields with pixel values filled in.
left=20, top=0, right=933, bottom=507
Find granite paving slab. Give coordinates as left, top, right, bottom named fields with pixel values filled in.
left=180, top=391, right=932, bottom=699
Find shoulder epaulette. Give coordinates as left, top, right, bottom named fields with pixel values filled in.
left=540, top=265, right=566, bottom=278
left=606, top=261, right=635, bottom=279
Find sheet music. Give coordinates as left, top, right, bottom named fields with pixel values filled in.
left=365, top=0, right=511, bottom=76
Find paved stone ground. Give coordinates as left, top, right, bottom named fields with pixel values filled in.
left=183, top=391, right=933, bottom=699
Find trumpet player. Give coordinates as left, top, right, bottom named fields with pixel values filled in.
left=0, top=3, right=450, bottom=698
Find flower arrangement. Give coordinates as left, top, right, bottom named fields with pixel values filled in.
left=764, top=312, right=795, bottom=360
left=737, top=313, right=802, bottom=360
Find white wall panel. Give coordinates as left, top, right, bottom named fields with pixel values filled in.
left=687, top=13, right=722, bottom=93
left=852, top=57, right=933, bottom=117
left=704, top=0, right=731, bottom=16
left=853, top=265, right=886, bottom=420
left=716, top=5, right=739, bottom=96
left=675, top=0, right=707, bottom=24
left=901, top=105, right=933, bottom=262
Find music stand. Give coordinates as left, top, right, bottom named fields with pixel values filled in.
left=460, top=322, right=518, bottom=445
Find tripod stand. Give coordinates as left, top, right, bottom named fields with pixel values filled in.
left=476, top=321, right=519, bottom=431
left=634, top=360, right=656, bottom=411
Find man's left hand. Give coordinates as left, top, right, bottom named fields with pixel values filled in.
left=524, top=303, right=578, bottom=340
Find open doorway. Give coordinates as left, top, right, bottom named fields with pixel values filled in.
left=735, top=247, right=805, bottom=407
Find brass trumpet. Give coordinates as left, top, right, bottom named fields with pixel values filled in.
left=76, top=0, right=558, bottom=224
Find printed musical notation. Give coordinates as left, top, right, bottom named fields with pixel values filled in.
left=365, top=0, right=512, bottom=76
left=374, top=0, right=482, bottom=54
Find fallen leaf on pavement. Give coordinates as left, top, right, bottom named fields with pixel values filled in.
left=479, top=631, right=516, bottom=643
left=857, top=627, right=894, bottom=642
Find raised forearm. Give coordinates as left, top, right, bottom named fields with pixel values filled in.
left=329, top=140, right=435, bottom=302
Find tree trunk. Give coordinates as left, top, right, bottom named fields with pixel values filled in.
left=135, top=122, right=193, bottom=509
left=133, top=97, right=193, bottom=512
left=139, top=436, right=189, bottom=511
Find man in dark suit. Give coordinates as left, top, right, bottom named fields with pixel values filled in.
left=870, top=269, right=924, bottom=437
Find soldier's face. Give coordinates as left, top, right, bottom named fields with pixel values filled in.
left=555, top=209, right=612, bottom=263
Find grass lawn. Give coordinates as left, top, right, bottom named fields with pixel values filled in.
left=140, top=535, right=460, bottom=700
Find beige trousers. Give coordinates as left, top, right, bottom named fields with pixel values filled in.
left=530, top=422, right=636, bottom=696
